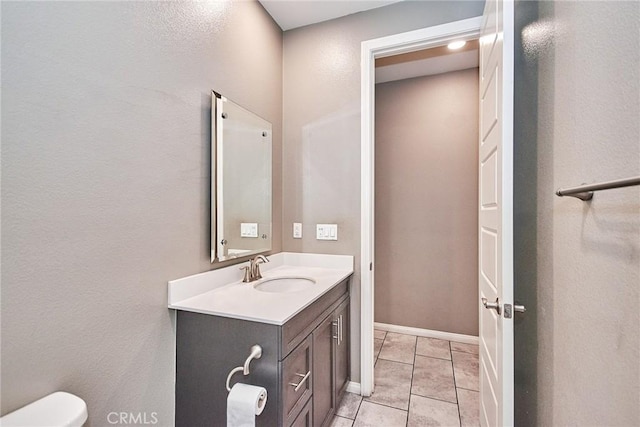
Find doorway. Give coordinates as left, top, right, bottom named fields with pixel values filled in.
left=374, top=49, right=480, bottom=339
left=360, top=16, right=483, bottom=397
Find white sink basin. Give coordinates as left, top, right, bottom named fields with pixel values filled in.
left=254, top=276, right=316, bottom=293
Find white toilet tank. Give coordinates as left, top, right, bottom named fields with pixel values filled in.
left=0, top=392, right=88, bottom=427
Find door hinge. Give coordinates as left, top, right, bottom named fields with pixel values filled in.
left=369, top=262, right=373, bottom=271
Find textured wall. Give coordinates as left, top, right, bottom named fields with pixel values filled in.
left=513, top=0, right=540, bottom=423
left=1, top=2, right=282, bottom=425
left=374, top=69, right=479, bottom=336
left=515, top=0, right=640, bottom=425
left=282, top=1, right=485, bottom=382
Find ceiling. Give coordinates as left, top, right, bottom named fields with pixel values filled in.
left=376, top=39, right=479, bottom=84
left=259, top=0, right=402, bottom=31
left=258, top=0, right=478, bottom=82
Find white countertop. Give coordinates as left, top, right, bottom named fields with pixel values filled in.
left=168, top=252, right=353, bottom=325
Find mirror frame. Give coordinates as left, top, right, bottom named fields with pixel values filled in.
left=211, top=90, right=272, bottom=263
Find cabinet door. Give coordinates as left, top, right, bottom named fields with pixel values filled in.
left=312, top=314, right=336, bottom=427
left=334, top=300, right=350, bottom=401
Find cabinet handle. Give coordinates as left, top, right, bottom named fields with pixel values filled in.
left=339, top=315, right=343, bottom=345
left=289, top=371, right=311, bottom=392
left=332, top=321, right=338, bottom=340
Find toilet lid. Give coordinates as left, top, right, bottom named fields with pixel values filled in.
left=0, top=391, right=88, bottom=427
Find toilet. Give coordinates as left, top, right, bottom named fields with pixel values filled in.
left=0, top=392, right=88, bottom=427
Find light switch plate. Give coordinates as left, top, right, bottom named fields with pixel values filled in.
left=316, top=224, right=338, bottom=241
left=240, top=223, right=258, bottom=238
left=293, top=223, right=302, bottom=239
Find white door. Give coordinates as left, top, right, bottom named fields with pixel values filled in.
left=478, top=0, right=514, bottom=425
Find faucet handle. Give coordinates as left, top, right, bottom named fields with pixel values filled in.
left=239, top=266, right=251, bottom=283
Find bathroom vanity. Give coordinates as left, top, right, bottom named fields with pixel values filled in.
left=169, top=253, right=353, bottom=427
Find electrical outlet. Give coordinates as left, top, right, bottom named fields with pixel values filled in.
left=316, top=224, right=338, bottom=241
left=240, top=223, right=258, bottom=238
left=293, top=223, right=302, bottom=239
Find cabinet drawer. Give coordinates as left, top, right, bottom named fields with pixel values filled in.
left=281, top=335, right=313, bottom=426
left=290, top=398, right=312, bottom=427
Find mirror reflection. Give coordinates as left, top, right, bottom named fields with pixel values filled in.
left=211, top=91, right=272, bottom=262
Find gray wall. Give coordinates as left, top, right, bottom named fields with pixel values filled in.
left=282, top=1, right=485, bottom=382
left=0, top=2, right=282, bottom=425
left=513, top=0, right=540, bottom=423
left=374, top=69, right=479, bottom=336
left=8, top=1, right=633, bottom=424
left=514, top=1, right=640, bottom=425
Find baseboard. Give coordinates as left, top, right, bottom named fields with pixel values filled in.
left=346, top=381, right=361, bottom=395
left=374, top=322, right=479, bottom=345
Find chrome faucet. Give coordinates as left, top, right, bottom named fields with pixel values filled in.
left=240, top=255, right=269, bottom=283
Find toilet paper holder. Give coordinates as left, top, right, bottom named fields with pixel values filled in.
left=226, top=344, right=263, bottom=392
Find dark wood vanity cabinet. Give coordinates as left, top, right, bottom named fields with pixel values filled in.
left=291, top=399, right=313, bottom=427
left=175, top=277, right=351, bottom=427
left=283, top=335, right=313, bottom=425
left=312, top=299, right=350, bottom=427
left=334, top=299, right=350, bottom=401
left=311, top=316, right=334, bottom=427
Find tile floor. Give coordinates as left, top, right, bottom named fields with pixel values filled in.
left=331, top=330, right=480, bottom=427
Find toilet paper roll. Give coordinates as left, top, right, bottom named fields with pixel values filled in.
left=227, top=383, right=267, bottom=427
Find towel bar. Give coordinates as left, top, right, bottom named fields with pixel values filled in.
left=556, top=175, right=640, bottom=201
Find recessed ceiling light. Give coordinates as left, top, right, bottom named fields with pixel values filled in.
left=448, top=40, right=467, bottom=50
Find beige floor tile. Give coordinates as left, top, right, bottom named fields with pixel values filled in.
left=457, top=388, right=480, bottom=427
left=359, top=333, right=479, bottom=427
left=452, top=351, right=479, bottom=391
left=412, top=355, right=457, bottom=403
left=450, top=342, right=479, bottom=355
left=408, top=394, right=460, bottom=427
left=365, top=359, right=413, bottom=410
left=354, top=401, right=407, bottom=427
left=378, top=332, right=416, bottom=364
left=416, top=337, right=451, bottom=360
left=330, top=415, right=354, bottom=427
left=374, top=329, right=387, bottom=340
left=336, top=392, right=363, bottom=419
left=374, top=338, right=383, bottom=360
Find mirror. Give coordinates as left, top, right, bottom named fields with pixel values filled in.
left=211, top=91, right=272, bottom=262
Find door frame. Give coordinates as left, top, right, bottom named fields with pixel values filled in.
left=360, top=16, right=483, bottom=397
